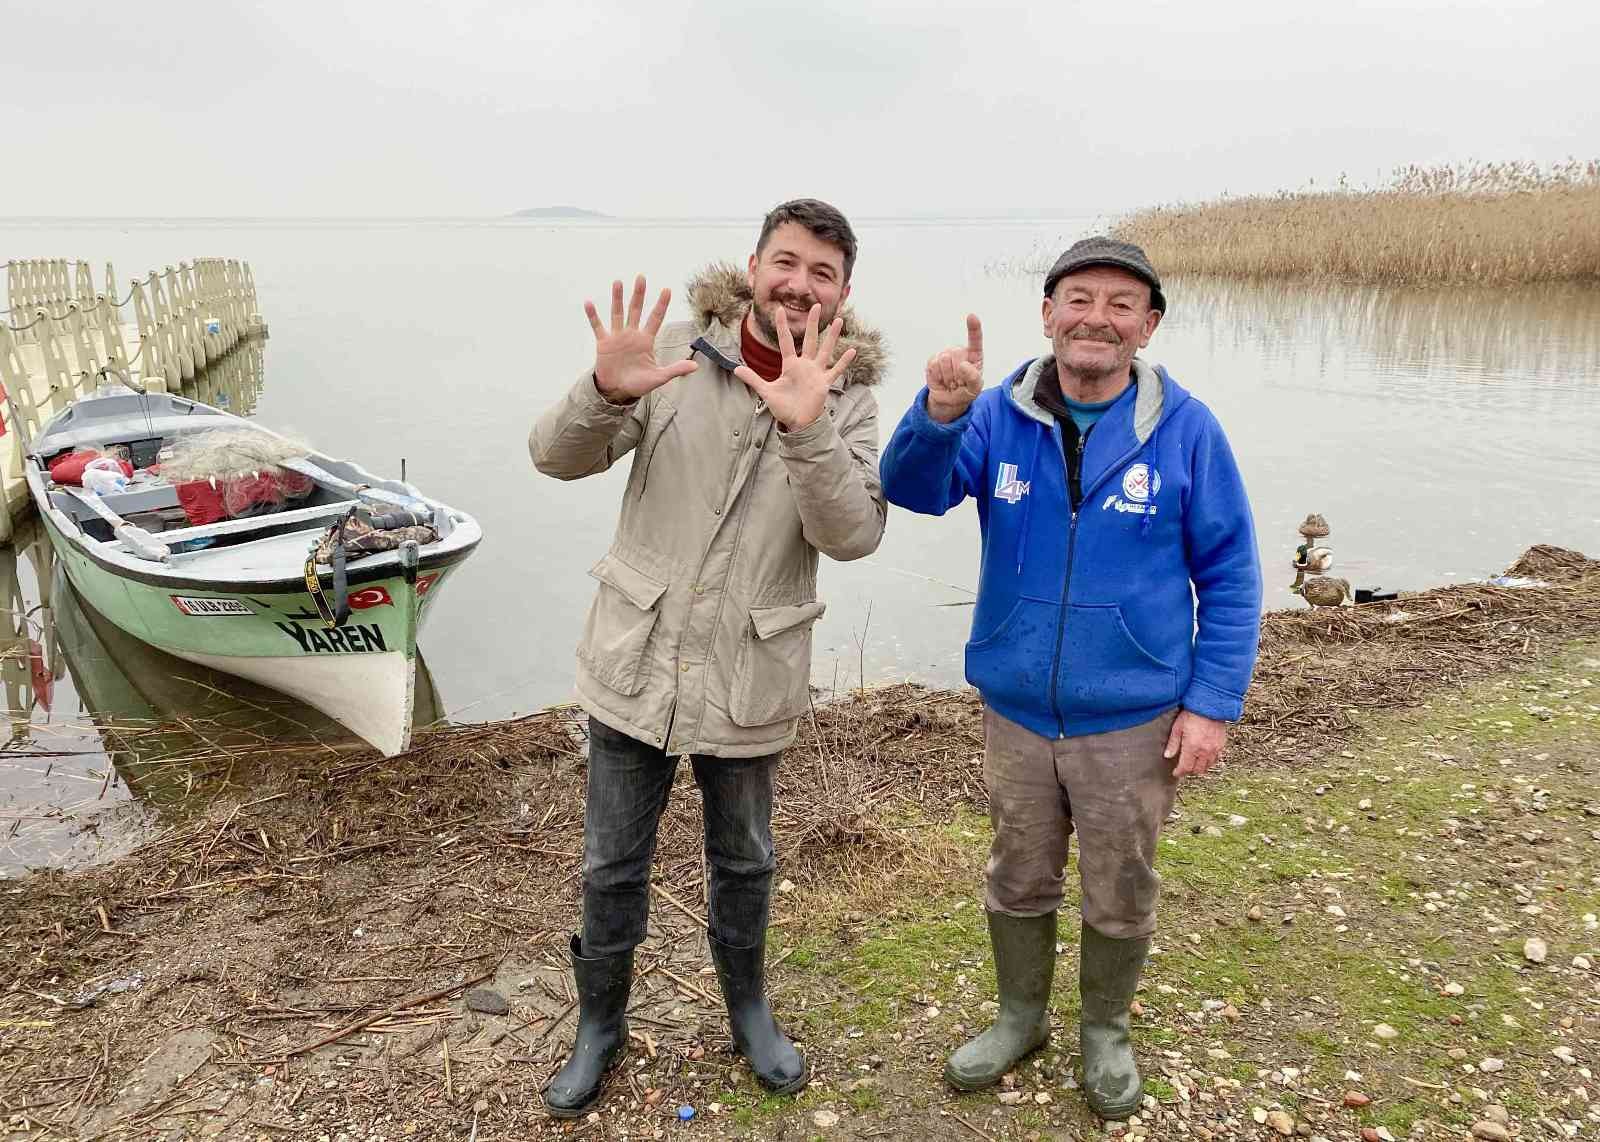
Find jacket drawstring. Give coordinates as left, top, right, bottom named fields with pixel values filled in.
left=1139, top=425, right=1161, bottom=537
left=1015, top=423, right=1045, bottom=574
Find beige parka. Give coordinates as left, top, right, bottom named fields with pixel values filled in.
left=529, top=264, right=888, bottom=757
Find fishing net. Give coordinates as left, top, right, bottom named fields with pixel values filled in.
left=162, top=429, right=315, bottom=523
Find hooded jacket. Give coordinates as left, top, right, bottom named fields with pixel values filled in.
left=880, top=355, right=1261, bottom=740
left=530, top=264, right=887, bottom=757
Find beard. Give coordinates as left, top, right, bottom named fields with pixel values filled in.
left=752, top=288, right=828, bottom=345
left=1058, top=331, right=1134, bottom=384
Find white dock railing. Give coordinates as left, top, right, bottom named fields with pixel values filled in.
left=0, top=258, right=267, bottom=542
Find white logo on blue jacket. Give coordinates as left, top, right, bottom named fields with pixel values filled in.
left=1102, top=463, right=1161, bottom=515
left=994, top=462, right=1030, bottom=504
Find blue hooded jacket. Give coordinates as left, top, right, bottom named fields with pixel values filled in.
left=880, top=355, right=1262, bottom=740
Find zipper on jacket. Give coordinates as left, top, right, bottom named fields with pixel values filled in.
left=1042, top=424, right=1150, bottom=738
left=1047, top=505, right=1080, bottom=738
left=1068, top=430, right=1087, bottom=513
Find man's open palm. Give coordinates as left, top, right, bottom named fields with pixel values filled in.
left=734, top=304, right=856, bottom=431
left=586, top=276, right=698, bottom=403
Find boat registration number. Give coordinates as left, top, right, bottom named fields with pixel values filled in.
left=171, top=596, right=254, bottom=617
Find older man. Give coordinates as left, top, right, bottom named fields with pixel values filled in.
left=879, top=238, right=1261, bottom=1118
left=530, top=200, right=886, bottom=1115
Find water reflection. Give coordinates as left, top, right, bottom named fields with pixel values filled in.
left=0, top=519, right=444, bottom=875
left=184, top=334, right=268, bottom=417
left=1166, top=276, right=1600, bottom=388
left=48, top=558, right=445, bottom=802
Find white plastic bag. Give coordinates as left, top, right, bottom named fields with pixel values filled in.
left=82, top=457, right=130, bottom=496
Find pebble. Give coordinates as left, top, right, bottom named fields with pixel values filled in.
left=1470, top=1123, right=1512, bottom=1142
left=1479, top=1058, right=1506, bottom=1073
left=1554, top=1046, right=1578, bottom=1065
left=463, top=988, right=508, bottom=1015
left=1371, top=1023, right=1399, bottom=1040
left=812, top=1109, right=840, bottom=1128
left=1574, top=955, right=1593, bottom=972
left=1265, top=1110, right=1295, bottom=1135
left=1524, top=936, right=1549, bottom=963
left=1483, top=1105, right=1511, bottom=1124
left=1442, top=981, right=1465, bottom=996
left=1343, top=1090, right=1372, bottom=1108
left=998, top=1090, right=1025, bottom=1105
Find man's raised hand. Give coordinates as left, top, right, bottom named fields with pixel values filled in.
left=586, top=276, right=698, bottom=404
left=734, top=303, right=856, bottom=432
left=926, top=314, right=984, bottom=424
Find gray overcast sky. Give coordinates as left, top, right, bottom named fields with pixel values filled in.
left=3, top=0, right=1595, bottom=217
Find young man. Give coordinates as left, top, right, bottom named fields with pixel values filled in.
left=529, top=200, right=886, bottom=1115
left=879, top=238, right=1262, bottom=1119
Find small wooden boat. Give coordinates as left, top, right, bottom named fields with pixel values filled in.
left=18, top=385, right=481, bottom=756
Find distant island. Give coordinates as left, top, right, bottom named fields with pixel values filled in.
left=510, top=206, right=610, bottom=219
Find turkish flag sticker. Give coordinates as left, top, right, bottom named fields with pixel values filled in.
left=348, top=586, right=394, bottom=610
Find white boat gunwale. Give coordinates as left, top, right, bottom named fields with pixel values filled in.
left=24, top=388, right=482, bottom=595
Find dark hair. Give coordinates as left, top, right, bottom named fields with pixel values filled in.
left=755, top=198, right=858, bottom=281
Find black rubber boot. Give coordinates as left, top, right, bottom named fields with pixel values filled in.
left=1079, top=925, right=1151, bottom=1120
left=543, top=935, right=633, bottom=1118
left=708, top=932, right=809, bottom=1094
left=944, top=910, right=1056, bottom=1090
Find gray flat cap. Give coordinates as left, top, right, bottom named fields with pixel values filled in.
left=1043, top=237, right=1166, bottom=313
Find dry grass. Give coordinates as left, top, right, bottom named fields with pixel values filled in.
left=1111, top=160, right=1600, bottom=285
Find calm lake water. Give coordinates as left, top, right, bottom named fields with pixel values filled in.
left=3, top=217, right=1598, bottom=873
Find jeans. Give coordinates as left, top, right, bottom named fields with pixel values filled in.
left=581, top=717, right=778, bottom=958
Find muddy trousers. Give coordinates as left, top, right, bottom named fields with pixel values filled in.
left=981, top=707, right=1179, bottom=937
left=580, top=717, right=778, bottom=958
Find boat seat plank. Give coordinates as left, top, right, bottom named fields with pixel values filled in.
left=118, top=498, right=358, bottom=549
left=60, top=487, right=171, bottom=562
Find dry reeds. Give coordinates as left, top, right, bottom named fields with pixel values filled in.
left=1111, top=160, right=1600, bottom=285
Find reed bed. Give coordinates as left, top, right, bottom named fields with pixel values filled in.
left=1111, top=160, right=1600, bottom=285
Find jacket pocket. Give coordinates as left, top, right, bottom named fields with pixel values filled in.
left=634, top=401, right=680, bottom=501
left=964, top=598, right=1061, bottom=716
left=577, top=553, right=669, bottom=697
left=728, top=600, right=827, bottom=727
left=1055, top=604, right=1178, bottom=715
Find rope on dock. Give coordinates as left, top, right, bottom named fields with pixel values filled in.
left=3, top=282, right=141, bottom=328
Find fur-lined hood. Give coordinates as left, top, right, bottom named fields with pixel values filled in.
left=684, top=262, right=887, bottom=388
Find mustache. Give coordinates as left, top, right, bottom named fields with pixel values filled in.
left=1068, top=329, right=1120, bottom=344
left=770, top=290, right=817, bottom=311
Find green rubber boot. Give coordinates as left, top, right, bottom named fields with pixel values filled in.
left=944, top=910, right=1056, bottom=1090
left=1079, top=925, right=1151, bottom=1120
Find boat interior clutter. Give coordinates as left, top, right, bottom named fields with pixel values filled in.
left=32, top=396, right=457, bottom=563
